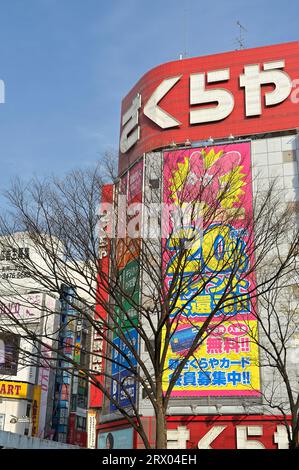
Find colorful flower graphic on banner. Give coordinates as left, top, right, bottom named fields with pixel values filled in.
left=162, top=143, right=260, bottom=397
left=168, top=147, right=246, bottom=212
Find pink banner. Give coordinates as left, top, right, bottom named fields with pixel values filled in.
left=162, top=143, right=260, bottom=397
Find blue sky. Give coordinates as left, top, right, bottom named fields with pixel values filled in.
left=0, top=0, right=298, bottom=197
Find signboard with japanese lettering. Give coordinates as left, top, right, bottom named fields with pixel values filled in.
left=115, top=259, right=140, bottom=330
left=31, top=385, right=41, bottom=437
left=0, top=246, right=31, bottom=281
left=167, top=415, right=290, bottom=449
left=0, top=234, right=62, bottom=293
left=109, top=160, right=143, bottom=412
left=110, top=328, right=138, bottom=411
left=90, top=184, right=113, bottom=408
left=0, top=293, right=43, bottom=323
left=162, top=143, right=260, bottom=397
left=119, top=41, right=299, bottom=174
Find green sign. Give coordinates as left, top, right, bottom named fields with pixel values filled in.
left=114, top=259, right=140, bottom=332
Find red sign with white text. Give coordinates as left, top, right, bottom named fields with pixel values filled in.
left=119, top=41, right=299, bottom=173
left=89, top=184, right=113, bottom=408
left=167, top=415, right=290, bottom=449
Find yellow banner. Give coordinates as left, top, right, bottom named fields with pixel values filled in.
left=31, top=385, right=41, bottom=436
left=0, top=380, right=29, bottom=399
left=162, top=320, right=260, bottom=396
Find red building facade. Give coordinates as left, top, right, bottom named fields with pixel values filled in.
left=95, top=41, right=299, bottom=449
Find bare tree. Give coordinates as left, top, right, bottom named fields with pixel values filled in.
left=244, top=276, right=299, bottom=448
left=0, top=149, right=298, bottom=449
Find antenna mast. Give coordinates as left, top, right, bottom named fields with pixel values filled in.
left=236, top=21, right=247, bottom=49
left=180, top=1, right=189, bottom=59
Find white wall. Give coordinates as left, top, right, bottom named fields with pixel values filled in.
left=0, top=399, right=28, bottom=434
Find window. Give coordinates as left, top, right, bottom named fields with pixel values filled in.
left=77, top=394, right=87, bottom=409
left=0, top=333, right=20, bottom=375
left=76, top=416, right=86, bottom=431
left=0, top=414, right=5, bottom=431
left=70, top=395, right=77, bottom=411
left=26, top=404, right=31, bottom=418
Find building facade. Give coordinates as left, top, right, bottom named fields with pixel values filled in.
left=51, top=284, right=89, bottom=447
left=0, top=234, right=60, bottom=438
left=95, top=41, right=299, bottom=449
left=0, top=233, right=92, bottom=445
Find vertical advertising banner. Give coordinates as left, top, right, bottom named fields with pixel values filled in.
left=38, top=294, right=59, bottom=437
left=87, top=410, right=97, bottom=449
left=31, top=385, right=41, bottom=437
left=110, top=160, right=143, bottom=412
left=162, top=143, right=260, bottom=397
left=90, top=184, right=113, bottom=408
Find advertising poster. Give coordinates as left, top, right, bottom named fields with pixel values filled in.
left=110, top=160, right=143, bottom=412
left=98, top=427, right=134, bottom=449
left=114, top=259, right=140, bottom=329
left=110, top=329, right=138, bottom=411
left=162, top=143, right=260, bottom=397
left=90, top=184, right=113, bottom=408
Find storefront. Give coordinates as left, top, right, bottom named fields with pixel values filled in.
left=97, top=415, right=290, bottom=449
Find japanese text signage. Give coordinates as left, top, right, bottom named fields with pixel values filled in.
left=90, top=184, right=113, bottom=408
left=0, top=293, right=43, bottom=323
left=167, top=416, right=290, bottom=449
left=110, top=329, right=138, bottom=410
left=162, top=143, right=260, bottom=397
left=110, top=161, right=143, bottom=412
left=119, top=41, right=299, bottom=173
left=0, top=247, right=31, bottom=280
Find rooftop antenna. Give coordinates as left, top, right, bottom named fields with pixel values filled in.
left=236, top=21, right=247, bottom=50
left=180, top=1, right=189, bottom=59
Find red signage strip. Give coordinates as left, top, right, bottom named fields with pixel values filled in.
left=167, top=415, right=291, bottom=449
left=89, top=184, right=113, bottom=408
left=119, top=41, right=299, bottom=174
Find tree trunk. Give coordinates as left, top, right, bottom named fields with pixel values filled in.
left=289, top=416, right=299, bottom=449
left=155, top=381, right=167, bottom=449
left=156, top=404, right=167, bottom=449
left=289, top=431, right=299, bottom=449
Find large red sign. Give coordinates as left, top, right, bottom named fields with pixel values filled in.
left=119, top=41, right=299, bottom=173
left=97, top=415, right=291, bottom=449
left=167, top=415, right=290, bottom=449
left=89, top=184, right=113, bottom=408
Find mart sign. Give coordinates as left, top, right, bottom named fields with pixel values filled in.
left=0, top=380, right=29, bottom=399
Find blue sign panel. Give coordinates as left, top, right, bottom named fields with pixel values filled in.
left=110, top=328, right=138, bottom=411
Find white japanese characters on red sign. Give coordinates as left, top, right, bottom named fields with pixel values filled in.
left=120, top=60, right=293, bottom=153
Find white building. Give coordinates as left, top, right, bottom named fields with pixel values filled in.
left=0, top=233, right=60, bottom=438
